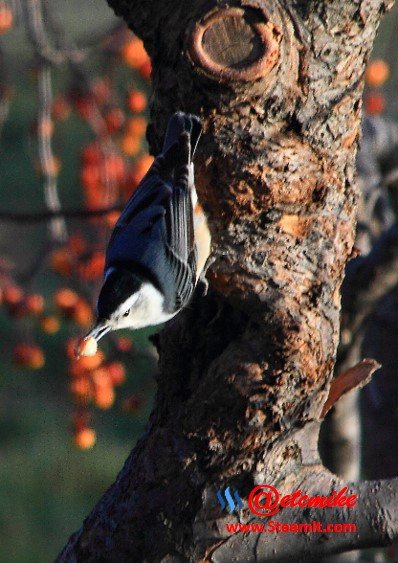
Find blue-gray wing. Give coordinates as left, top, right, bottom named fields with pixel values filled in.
left=105, top=113, right=200, bottom=310
left=164, top=171, right=197, bottom=308
left=105, top=167, right=196, bottom=310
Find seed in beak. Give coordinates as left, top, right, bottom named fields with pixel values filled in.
left=76, top=336, right=98, bottom=358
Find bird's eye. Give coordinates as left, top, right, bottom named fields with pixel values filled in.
left=123, top=309, right=130, bottom=317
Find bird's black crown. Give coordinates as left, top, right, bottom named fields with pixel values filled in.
left=96, top=269, right=143, bottom=320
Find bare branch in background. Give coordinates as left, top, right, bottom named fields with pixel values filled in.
left=338, top=223, right=398, bottom=371
left=23, top=0, right=67, bottom=241
left=37, top=66, right=67, bottom=241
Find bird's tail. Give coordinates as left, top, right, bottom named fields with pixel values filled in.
left=162, top=112, right=202, bottom=161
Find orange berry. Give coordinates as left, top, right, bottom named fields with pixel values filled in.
left=68, top=235, right=87, bottom=255
left=30, top=351, right=45, bottom=369
left=127, top=90, right=147, bottom=113
left=365, top=92, right=386, bottom=115
left=69, top=350, right=105, bottom=374
left=84, top=186, right=106, bottom=211
left=69, top=361, right=85, bottom=379
left=14, top=343, right=45, bottom=370
left=3, top=285, right=23, bottom=306
left=0, top=6, right=13, bottom=34
left=126, top=116, right=147, bottom=137
left=106, top=361, right=126, bottom=386
left=50, top=248, right=73, bottom=276
left=86, top=251, right=105, bottom=279
left=74, top=427, right=96, bottom=449
left=40, top=315, right=60, bottom=334
left=129, top=154, right=154, bottom=188
left=91, top=367, right=111, bottom=386
left=80, top=165, right=100, bottom=190
left=70, top=377, right=92, bottom=404
left=121, top=37, right=148, bottom=69
left=105, top=211, right=120, bottom=229
left=135, top=154, right=154, bottom=175
left=54, top=288, right=79, bottom=312
left=94, top=384, right=115, bottom=410
left=105, top=107, right=125, bottom=134
left=121, top=134, right=140, bottom=156
left=24, top=293, right=44, bottom=315
left=116, top=336, right=133, bottom=353
left=71, top=299, right=93, bottom=328
left=365, top=59, right=389, bottom=88
left=52, top=96, right=70, bottom=121
left=139, top=59, right=152, bottom=80
left=81, top=144, right=101, bottom=165
left=74, top=96, right=94, bottom=120
left=103, top=154, right=126, bottom=182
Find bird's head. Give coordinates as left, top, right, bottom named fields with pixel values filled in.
left=85, top=268, right=144, bottom=343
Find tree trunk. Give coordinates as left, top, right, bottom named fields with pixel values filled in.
left=58, top=1, right=398, bottom=561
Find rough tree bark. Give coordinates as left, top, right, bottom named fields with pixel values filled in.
left=58, top=1, right=398, bottom=561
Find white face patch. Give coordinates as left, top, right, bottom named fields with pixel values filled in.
left=110, top=283, right=176, bottom=330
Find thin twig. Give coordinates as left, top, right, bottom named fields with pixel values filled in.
left=22, top=0, right=85, bottom=65
left=37, top=65, right=67, bottom=241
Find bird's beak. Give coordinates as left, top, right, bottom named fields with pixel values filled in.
left=84, top=320, right=111, bottom=343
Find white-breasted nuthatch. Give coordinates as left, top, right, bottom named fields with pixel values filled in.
left=84, top=112, right=211, bottom=345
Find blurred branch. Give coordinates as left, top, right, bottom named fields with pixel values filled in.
left=0, top=205, right=122, bottom=222
left=43, top=2, right=120, bottom=54
left=22, top=0, right=68, bottom=242
left=23, top=0, right=85, bottom=65
left=339, top=222, right=398, bottom=365
left=37, top=65, right=67, bottom=242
